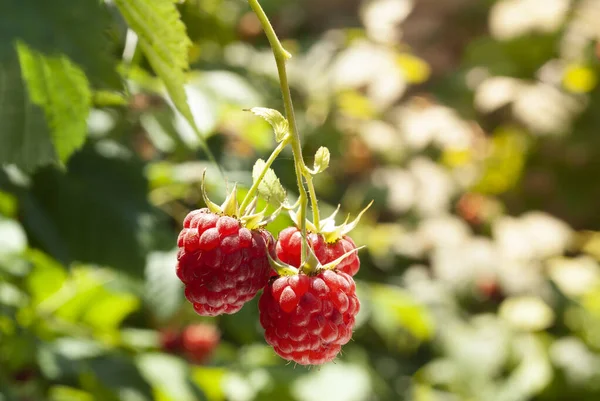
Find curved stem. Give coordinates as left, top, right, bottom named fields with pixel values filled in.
left=304, top=172, right=320, bottom=231
left=248, top=0, right=311, bottom=261
left=239, top=136, right=290, bottom=213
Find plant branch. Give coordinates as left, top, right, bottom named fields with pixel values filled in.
left=248, top=0, right=313, bottom=261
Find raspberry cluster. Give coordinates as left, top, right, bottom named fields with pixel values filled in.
left=175, top=204, right=364, bottom=365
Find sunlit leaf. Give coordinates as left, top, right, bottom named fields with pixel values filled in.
left=49, top=386, right=94, bottom=401
left=114, top=0, right=216, bottom=163
left=369, top=284, right=434, bottom=346
left=313, top=147, right=330, bottom=173
left=251, top=159, right=286, bottom=205
left=136, top=353, right=203, bottom=401
left=248, top=107, right=289, bottom=143
left=499, top=296, right=555, bottom=331
left=191, top=367, right=226, bottom=401
left=17, top=42, right=91, bottom=163
left=0, top=217, right=27, bottom=255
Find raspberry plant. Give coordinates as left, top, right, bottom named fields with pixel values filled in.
left=174, top=0, right=371, bottom=365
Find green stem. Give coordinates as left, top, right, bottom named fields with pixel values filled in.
left=239, top=136, right=290, bottom=213
left=248, top=0, right=313, bottom=262
left=304, top=172, right=320, bottom=231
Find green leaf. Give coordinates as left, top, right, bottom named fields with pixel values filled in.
left=19, top=144, right=172, bottom=277
left=0, top=190, right=18, bottom=217
left=88, top=354, right=153, bottom=401
left=313, top=146, right=330, bottom=173
left=49, top=386, right=94, bottom=401
left=114, top=0, right=217, bottom=164
left=369, top=284, right=434, bottom=346
left=137, top=353, right=205, bottom=401
left=81, top=291, right=139, bottom=331
left=0, top=0, right=120, bottom=88
left=144, top=250, right=183, bottom=322
left=17, top=42, right=91, bottom=163
left=248, top=107, right=289, bottom=142
left=0, top=0, right=121, bottom=171
left=252, top=159, right=286, bottom=205
left=26, top=251, right=67, bottom=305
left=0, top=217, right=27, bottom=255
left=93, top=91, right=129, bottom=107
left=0, top=60, right=56, bottom=171
left=190, top=367, right=226, bottom=401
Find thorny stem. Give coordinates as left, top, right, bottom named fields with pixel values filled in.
left=239, top=136, right=290, bottom=213
left=248, top=0, right=321, bottom=265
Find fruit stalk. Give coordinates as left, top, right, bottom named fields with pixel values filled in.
left=247, top=0, right=321, bottom=262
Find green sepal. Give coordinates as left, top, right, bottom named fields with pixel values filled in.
left=201, top=171, right=222, bottom=214
left=267, top=252, right=299, bottom=277
left=319, top=246, right=365, bottom=271
left=221, top=184, right=239, bottom=217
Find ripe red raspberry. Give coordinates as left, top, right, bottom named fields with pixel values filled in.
left=181, top=323, right=220, bottom=364
left=176, top=208, right=275, bottom=316
left=276, top=227, right=360, bottom=276
left=258, top=270, right=360, bottom=365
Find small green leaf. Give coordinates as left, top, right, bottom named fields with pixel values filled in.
left=313, top=146, right=330, bottom=174
left=252, top=159, right=286, bottom=205
left=248, top=107, right=289, bottom=142
left=93, top=91, right=128, bottom=107
left=17, top=42, right=91, bottom=163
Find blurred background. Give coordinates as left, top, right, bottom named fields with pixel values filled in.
left=2, top=0, right=600, bottom=400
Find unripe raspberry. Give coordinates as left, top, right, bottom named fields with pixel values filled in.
left=177, top=208, right=275, bottom=316
left=258, top=270, right=360, bottom=365
left=276, top=227, right=360, bottom=276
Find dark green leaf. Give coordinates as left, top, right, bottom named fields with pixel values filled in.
left=19, top=143, right=172, bottom=277
left=0, top=60, right=56, bottom=171
left=0, top=0, right=121, bottom=171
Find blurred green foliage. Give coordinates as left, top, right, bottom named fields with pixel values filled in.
left=2, top=0, right=600, bottom=400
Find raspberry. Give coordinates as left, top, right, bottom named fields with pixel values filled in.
left=176, top=208, right=275, bottom=316
left=181, top=323, right=220, bottom=364
left=258, top=270, right=360, bottom=365
left=276, top=227, right=360, bottom=276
